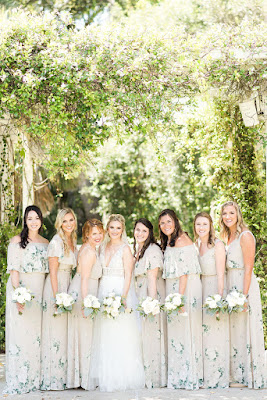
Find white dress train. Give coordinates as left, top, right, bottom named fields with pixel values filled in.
left=89, top=244, right=145, bottom=392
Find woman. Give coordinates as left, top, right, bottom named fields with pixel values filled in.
left=159, top=209, right=203, bottom=390
left=4, top=205, right=49, bottom=395
left=220, top=201, right=266, bottom=389
left=194, top=212, right=229, bottom=389
left=89, top=214, right=145, bottom=392
left=41, top=208, right=78, bottom=390
left=67, top=219, right=104, bottom=390
left=134, top=218, right=167, bottom=388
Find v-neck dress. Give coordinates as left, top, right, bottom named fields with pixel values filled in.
left=88, top=244, right=145, bottom=392
left=226, top=231, right=266, bottom=388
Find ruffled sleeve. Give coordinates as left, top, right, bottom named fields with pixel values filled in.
left=163, top=244, right=201, bottom=279
left=47, top=235, right=64, bottom=259
left=135, top=244, right=163, bottom=277
left=7, top=243, right=22, bottom=273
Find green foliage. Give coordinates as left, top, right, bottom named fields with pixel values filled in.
left=0, top=221, right=20, bottom=351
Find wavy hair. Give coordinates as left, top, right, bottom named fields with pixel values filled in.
left=82, top=219, right=104, bottom=243
left=193, top=212, right=216, bottom=247
left=158, top=209, right=183, bottom=251
left=133, top=218, right=160, bottom=260
left=20, top=205, right=43, bottom=249
left=55, top=208, right=77, bottom=255
left=219, top=201, right=248, bottom=242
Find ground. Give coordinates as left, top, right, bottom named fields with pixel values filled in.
left=1, top=354, right=266, bottom=400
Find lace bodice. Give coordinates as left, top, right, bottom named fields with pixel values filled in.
left=226, top=231, right=255, bottom=270
left=100, top=244, right=126, bottom=277
left=7, top=242, right=49, bottom=273
left=163, top=244, right=201, bottom=279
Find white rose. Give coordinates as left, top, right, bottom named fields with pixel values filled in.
left=84, top=297, right=92, bottom=308
left=143, top=302, right=154, bottom=314
left=111, top=309, right=119, bottom=318
left=63, top=297, right=72, bottom=307
left=115, top=296, right=121, bottom=303
left=16, top=295, right=25, bottom=304
left=208, top=300, right=217, bottom=309
left=92, top=299, right=100, bottom=308
left=106, top=297, right=113, bottom=306
left=172, top=296, right=182, bottom=306
left=236, top=297, right=245, bottom=306
left=24, top=292, right=31, bottom=302
left=152, top=305, right=160, bottom=315
left=213, top=294, right=221, bottom=302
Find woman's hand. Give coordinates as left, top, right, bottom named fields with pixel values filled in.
left=16, top=302, right=25, bottom=314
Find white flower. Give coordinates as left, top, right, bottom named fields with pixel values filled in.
left=83, top=297, right=92, bottom=308
left=152, top=305, right=160, bottom=315
left=92, top=299, right=100, bottom=308
left=111, top=309, right=119, bottom=318
left=105, top=297, right=113, bottom=306
left=213, top=294, right=222, bottom=302
left=208, top=300, right=217, bottom=309
left=172, top=295, right=182, bottom=306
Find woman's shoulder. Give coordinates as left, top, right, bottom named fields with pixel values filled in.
left=214, top=238, right=225, bottom=250
left=174, top=233, right=193, bottom=248
left=37, top=235, right=49, bottom=244
left=10, top=235, right=21, bottom=244
left=239, top=230, right=255, bottom=244
left=145, top=243, right=162, bottom=256
left=50, top=234, right=62, bottom=244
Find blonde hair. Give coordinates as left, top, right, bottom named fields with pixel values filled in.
left=106, top=214, right=126, bottom=232
left=55, top=208, right=77, bottom=255
left=82, top=219, right=104, bottom=243
left=219, top=201, right=248, bottom=242
left=193, top=212, right=216, bottom=247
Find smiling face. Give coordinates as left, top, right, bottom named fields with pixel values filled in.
left=222, top=205, right=238, bottom=229
left=134, top=222, right=150, bottom=246
left=107, top=220, right=123, bottom=241
left=87, top=226, right=104, bottom=247
left=26, top=210, right=41, bottom=233
left=61, top=213, right=76, bottom=235
left=195, top=216, right=210, bottom=240
left=159, top=214, right=175, bottom=237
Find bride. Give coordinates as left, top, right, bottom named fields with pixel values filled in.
left=89, top=214, right=145, bottom=392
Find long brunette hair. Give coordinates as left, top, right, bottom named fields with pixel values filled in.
left=133, top=218, right=159, bottom=260
left=158, top=209, right=183, bottom=251
left=20, top=205, right=43, bottom=249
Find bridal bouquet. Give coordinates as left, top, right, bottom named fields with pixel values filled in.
left=203, top=294, right=228, bottom=321
left=83, top=294, right=101, bottom=318
left=163, top=293, right=187, bottom=321
left=12, top=286, right=35, bottom=315
left=137, top=297, right=161, bottom=321
left=54, top=292, right=75, bottom=316
left=101, top=292, right=132, bottom=319
left=226, top=290, right=248, bottom=313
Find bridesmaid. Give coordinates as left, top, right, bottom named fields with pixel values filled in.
left=67, top=219, right=104, bottom=389
left=159, top=209, right=203, bottom=390
left=134, top=218, right=167, bottom=388
left=41, top=208, right=78, bottom=390
left=4, top=205, right=49, bottom=395
left=194, top=212, right=229, bottom=389
left=220, top=201, right=266, bottom=389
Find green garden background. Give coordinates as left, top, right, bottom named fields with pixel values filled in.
left=0, top=0, right=266, bottom=350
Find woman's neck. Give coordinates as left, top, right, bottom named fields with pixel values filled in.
left=110, top=238, right=122, bottom=246
left=28, top=231, right=39, bottom=242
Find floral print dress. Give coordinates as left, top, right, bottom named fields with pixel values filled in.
left=199, top=242, right=229, bottom=388
left=4, top=242, right=48, bottom=395
left=67, top=246, right=102, bottom=390
left=41, top=234, right=77, bottom=390
left=135, top=244, right=167, bottom=388
left=163, top=244, right=203, bottom=390
left=226, top=230, right=266, bottom=389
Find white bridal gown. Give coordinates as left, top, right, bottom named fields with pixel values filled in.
left=89, top=244, right=145, bottom=392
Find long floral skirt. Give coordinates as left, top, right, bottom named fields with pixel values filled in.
left=4, top=272, right=45, bottom=395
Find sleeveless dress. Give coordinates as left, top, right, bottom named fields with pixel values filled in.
left=89, top=244, right=145, bottom=392
left=67, top=246, right=102, bottom=389
left=135, top=243, right=167, bottom=388
left=199, top=242, right=229, bottom=388
left=163, top=244, right=203, bottom=390
left=4, top=242, right=48, bottom=395
left=226, top=230, right=266, bottom=389
left=41, top=234, right=77, bottom=390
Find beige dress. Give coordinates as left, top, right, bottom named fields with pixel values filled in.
left=164, top=244, right=203, bottom=390
left=67, top=246, right=102, bottom=389
left=226, top=230, right=266, bottom=389
left=199, top=242, right=229, bottom=388
left=4, top=242, right=48, bottom=395
left=135, top=244, right=167, bottom=388
left=41, top=234, right=77, bottom=390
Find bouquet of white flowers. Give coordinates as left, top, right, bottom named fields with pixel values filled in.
left=12, top=286, right=35, bottom=315
left=137, top=297, right=161, bottom=321
left=83, top=294, right=101, bottom=318
left=101, top=292, right=132, bottom=319
left=54, top=292, right=75, bottom=316
left=226, top=289, right=248, bottom=313
left=203, top=294, right=228, bottom=321
left=163, top=293, right=187, bottom=321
